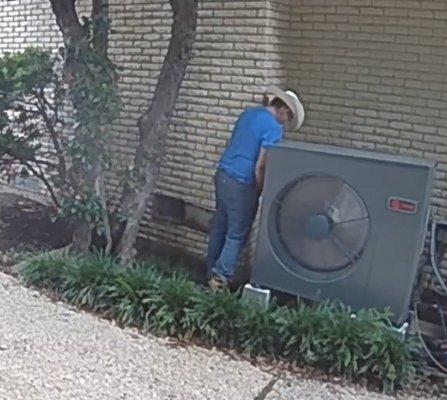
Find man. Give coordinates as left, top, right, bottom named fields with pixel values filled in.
left=206, top=86, right=305, bottom=289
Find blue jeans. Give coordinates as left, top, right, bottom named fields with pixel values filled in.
left=206, top=169, right=259, bottom=280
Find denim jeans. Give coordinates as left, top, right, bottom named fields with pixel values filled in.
left=206, top=169, right=259, bottom=280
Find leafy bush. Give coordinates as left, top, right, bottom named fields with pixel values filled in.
left=21, top=253, right=117, bottom=312
left=147, top=275, right=201, bottom=336
left=20, top=253, right=68, bottom=290
left=57, top=254, right=117, bottom=312
left=184, top=289, right=247, bottom=347
left=20, top=253, right=422, bottom=392
left=367, top=329, right=421, bottom=391
left=0, top=47, right=54, bottom=104
left=107, top=265, right=161, bottom=327
left=239, top=305, right=280, bottom=357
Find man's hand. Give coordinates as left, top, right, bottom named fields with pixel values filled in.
left=255, top=148, right=267, bottom=195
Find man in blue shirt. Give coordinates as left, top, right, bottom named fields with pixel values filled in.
left=206, top=87, right=305, bottom=289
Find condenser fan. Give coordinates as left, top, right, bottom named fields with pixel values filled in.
left=273, top=175, right=370, bottom=272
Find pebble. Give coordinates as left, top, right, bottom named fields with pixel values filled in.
left=0, top=272, right=443, bottom=400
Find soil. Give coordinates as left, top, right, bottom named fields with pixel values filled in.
left=0, top=191, right=208, bottom=281
left=0, top=192, right=72, bottom=254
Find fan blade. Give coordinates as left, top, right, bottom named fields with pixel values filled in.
left=331, top=219, right=370, bottom=258
left=326, top=184, right=368, bottom=224
left=276, top=176, right=343, bottom=217
left=329, top=234, right=360, bottom=265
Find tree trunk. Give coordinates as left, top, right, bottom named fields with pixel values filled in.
left=71, top=221, right=92, bottom=253
left=49, top=0, right=84, bottom=45
left=49, top=0, right=109, bottom=254
left=90, top=0, right=113, bottom=254
left=92, top=0, right=109, bottom=56
left=116, top=0, right=198, bottom=265
left=49, top=0, right=90, bottom=253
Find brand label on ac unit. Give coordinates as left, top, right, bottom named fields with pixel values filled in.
left=388, top=197, right=418, bottom=214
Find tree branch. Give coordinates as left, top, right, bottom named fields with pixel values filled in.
left=116, top=0, right=198, bottom=263
left=91, top=0, right=109, bottom=57
left=138, top=0, right=198, bottom=155
left=23, top=161, right=60, bottom=208
left=32, top=88, right=67, bottom=182
left=94, top=167, right=112, bottom=254
left=49, top=0, right=84, bottom=44
left=34, top=158, right=59, bottom=169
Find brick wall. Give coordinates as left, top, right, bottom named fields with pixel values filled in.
left=0, top=1, right=61, bottom=54
left=1, top=1, right=446, bottom=282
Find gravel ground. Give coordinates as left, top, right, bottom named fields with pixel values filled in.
left=0, top=272, right=444, bottom=400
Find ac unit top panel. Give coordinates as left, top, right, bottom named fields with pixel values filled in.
left=279, top=140, right=436, bottom=170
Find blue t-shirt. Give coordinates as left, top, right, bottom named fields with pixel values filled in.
left=219, top=107, right=283, bottom=185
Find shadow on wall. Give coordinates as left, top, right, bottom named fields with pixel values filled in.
left=153, top=193, right=213, bottom=234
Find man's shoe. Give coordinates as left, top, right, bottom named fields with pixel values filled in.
left=208, top=273, right=228, bottom=291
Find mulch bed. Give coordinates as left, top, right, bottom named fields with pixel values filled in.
left=0, top=192, right=72, bottom=255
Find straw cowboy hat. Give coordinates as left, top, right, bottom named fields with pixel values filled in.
left=268, top=86, right=305, bottom=131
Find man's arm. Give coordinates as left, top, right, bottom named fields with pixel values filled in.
left=257, top=123, right=282, bottom=193
left=255, top=147, right=267, bottom=193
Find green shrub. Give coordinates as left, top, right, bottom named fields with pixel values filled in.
left=20, top=253, right=70, bottom=290
left=107, top=265, right=161, bottom=327
left=140, top=256, right=187, bottom=278
left=366, top=329, right=421, bottom=392
left=19, top=252, right=422, bottom=392
left=275, top=303, right=420, bottom=391
left=57, top=254, right=117, bottom=312
left=146, top=275, right=201, bottom=336
left=276, top=303, right=331, bottom=364
left=239, top=305, right=280, bottom=357
left=184, top=289, right=248, bottom=347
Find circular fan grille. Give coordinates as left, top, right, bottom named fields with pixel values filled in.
left=273, top=175, right=370, bottom=272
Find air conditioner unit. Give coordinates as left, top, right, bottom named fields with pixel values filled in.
left=252, top=141, right=435, bottom=324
